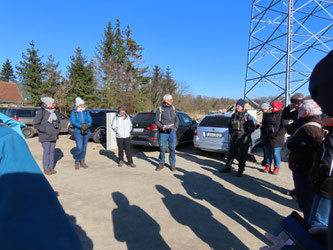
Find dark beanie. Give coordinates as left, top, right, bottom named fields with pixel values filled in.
left=236, top=99, right=246, bottom=109
left=309, top=50, right=333, bottom=116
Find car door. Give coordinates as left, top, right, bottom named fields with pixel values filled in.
left=178, top=113, right=194, bottom=143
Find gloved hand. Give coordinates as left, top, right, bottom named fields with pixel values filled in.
left=81, top=123, right=89, bottom=130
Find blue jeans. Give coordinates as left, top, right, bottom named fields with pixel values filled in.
left=158, top=130, right=176, bottom=166
left=292, top=171, right=314, bottom=222
left=308, top=194, right=331, bottom=226
left=264, top=146, right=282, bottom=167
left=74, top=131, right=90, bottom=162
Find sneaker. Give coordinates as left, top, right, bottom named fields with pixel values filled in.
left=49, top=168, right=57, bottom=174
left=155, top=164, right=164, bottom=171
left=75, top=162, right=80, bottom=170
left=118, top=160, right=124, bottom=167
left=170, top=166, right=177, bottom=172
left=128, top=163, right=136, bottom=168
left=44, top=169, right=52, bottom=175
left=80, top=160, right=88, bottom=168
left=272, top=166, right=279, bottom=175
left=219, top=167, right=231, bottom=173
left=263, top=164, right=271, bottom=173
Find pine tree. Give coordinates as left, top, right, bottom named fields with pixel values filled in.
left=95, top=19, right=150, bottom=111
left=16, top=41, right=46, bottom=105
left=162, top=66, right=177, bottom=94
left=44, top=55, right=62, bottom=97
left=67, top=47, right=98, bottom=108
left=0, top=59, right=15, bottom=82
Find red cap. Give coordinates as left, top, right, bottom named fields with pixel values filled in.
left=272, top=101, right=283, bottom=112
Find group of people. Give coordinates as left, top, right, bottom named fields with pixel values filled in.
left=33, top=94, right=179, bottom=175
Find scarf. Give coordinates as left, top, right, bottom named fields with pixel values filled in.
left=45, top=108, right=57, bottom=123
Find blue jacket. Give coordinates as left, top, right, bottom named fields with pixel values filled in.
left=0, top=127, right=82, bottom=249
left=0, top=113, right=26, bottom=139
left=70, top=108, right=92, bottom=133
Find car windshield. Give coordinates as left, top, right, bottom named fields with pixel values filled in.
left=132, top=113, right=155, bottom=123
left=199, top=116, right=230, bottom=128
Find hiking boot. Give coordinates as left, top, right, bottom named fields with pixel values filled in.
left=170, top=166, right=177, bottom=172
left=219, top=167, right=231, bottom=173
left=49, top=168, right=57, bottom=174
left=80, top=160, right=88, bottom=168
left=272, top=166, right=279, bottom=175
left=155, top=164, right=164, bottom=171
left=263, top=164, right=271, bottom=173
left=118, top=160, right=124, bottom=167
left=75, top=162, right=80, bottom=170
left=128, top=163, right=136, bottom=168
left=44, top=169, right=52, bottom=175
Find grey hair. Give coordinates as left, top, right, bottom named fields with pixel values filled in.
left=163, top=94, right=173, bottom=102
left=300, top=99, right=322, bottom=116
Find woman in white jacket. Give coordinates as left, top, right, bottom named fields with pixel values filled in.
left=112, top=106, right=136, bottom=167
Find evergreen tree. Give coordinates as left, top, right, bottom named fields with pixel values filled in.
left=0, top=59, right=15, bottom=82
left=161, top=66, right=177, bottom=95
left=67, top=47, right=98, bottom=108
left=16, top=41, right=46, bottom=105
left=44, top=55, right=62, bottom=97
left=95, top=19, right=150, bottom=111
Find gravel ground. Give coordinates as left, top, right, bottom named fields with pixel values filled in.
left=27, top=134, right=299, bottom=250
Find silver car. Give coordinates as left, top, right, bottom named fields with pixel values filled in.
left=194, top=113, right=261, bottom=152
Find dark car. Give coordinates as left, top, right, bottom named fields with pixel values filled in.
left=0, top=107, right=8, bottom=114
left=130, top=111, right=196, bottom=148
left=5, top=106, right=70, bottom=138
left=68, top=109, right=117, bottom=143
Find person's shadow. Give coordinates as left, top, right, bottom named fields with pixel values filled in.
left=174, top=169, right=284, bottom=244
left=67, top=214, right=94, bottom=250
left=54, top=148, right=64, bottom=168
left=70, top=147, right=76, bottom=160
left=156, top=185, right=248, bottom=249
left=134, top=152, right=159, bottom=168
left=111, top=192, right=171, bottom=250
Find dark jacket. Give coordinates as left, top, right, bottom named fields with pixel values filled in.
left=33, top=106, right=61, bottom=143
left=287, top=116, right=324, bottom=175
left=70, top=108, right=92, bottom=133
left=261, top=110, right=287, bottom=148
left=281, top=106, right=301, bottom=135
left=310, top=126, right=333, bottom=199
left=154, top=103, right=179, bottom=131
left=228, top=111, right=255, bottom=144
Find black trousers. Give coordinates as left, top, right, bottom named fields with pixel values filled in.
left=116, top=137, right=133, bottom=164
left=226, top=140, right=250, bottom=172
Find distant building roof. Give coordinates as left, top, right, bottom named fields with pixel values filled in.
left=0, top=82, right=24, bottom=103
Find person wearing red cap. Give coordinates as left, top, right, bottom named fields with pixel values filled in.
left=261, top=101, right=287, bottom=175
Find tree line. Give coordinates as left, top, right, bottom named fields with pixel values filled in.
left=0, top=19, right=271, bottom=116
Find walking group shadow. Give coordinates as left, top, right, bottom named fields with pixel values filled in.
left=111, top=164, right=297, bottom=249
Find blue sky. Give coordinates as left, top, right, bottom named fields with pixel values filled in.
left=1, top=1, right=256, bottom=99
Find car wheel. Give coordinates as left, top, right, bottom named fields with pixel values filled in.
left=22, top=127, right=35, bottom=138
left=93, top=127, right=106, bottom=143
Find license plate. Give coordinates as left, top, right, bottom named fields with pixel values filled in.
left=133, top=128, right=144, bottom=132
left=206, top=132, right=222, bottom=138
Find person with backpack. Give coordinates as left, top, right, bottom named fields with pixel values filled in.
left=261, top=101, right=287, bottom=175
left=286, top=100, right=325, bottom=222
left=112, top=106, right=136, bottom=168
left=70, top=97, right=92, bottom=170
left=154, top=94, right=179, bottom=172
left=33, top=97, right=61, bottom=175
left=219, top=98, right=255, bottom=177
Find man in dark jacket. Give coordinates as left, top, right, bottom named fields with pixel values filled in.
left=154, top=94, right=179, bottom=172
left=309, top=114, right=332, bottom=226
left=309, top=50, right=333, bottom=249
left=219, top=99, right=255, bottom=177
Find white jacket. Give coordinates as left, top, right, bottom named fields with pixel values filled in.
left=111, top=114, right=132, bottom=138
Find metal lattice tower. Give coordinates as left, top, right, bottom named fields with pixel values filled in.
left=245, top=0, right=333, bottom=106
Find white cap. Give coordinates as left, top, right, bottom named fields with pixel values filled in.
left=41, top=97, right=54, bottom=105
left=75, top=97, right=85, bottom=106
